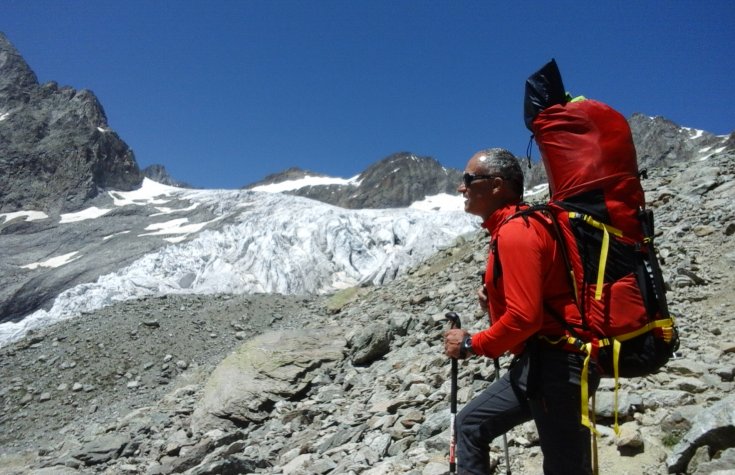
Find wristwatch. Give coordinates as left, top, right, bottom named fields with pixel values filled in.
left=461, top=335, right=474, bottom=358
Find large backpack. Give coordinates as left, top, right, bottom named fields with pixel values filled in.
left=514, top=59, right=680, bottom=431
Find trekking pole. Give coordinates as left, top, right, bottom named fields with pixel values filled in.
left=445, top=311, right=462, bottom=475
left=494, top=357, right=512, bottom=475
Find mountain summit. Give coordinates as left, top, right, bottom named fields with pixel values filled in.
left=0, top=32, right=142, bottom=214
left=248, top=152, right=463, bottom=209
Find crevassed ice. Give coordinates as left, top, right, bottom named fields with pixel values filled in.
left=0, top=184, right=479, bottom=346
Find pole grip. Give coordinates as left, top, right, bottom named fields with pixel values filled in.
left=445, top=311, right=462, bottom=329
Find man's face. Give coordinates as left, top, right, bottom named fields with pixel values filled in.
left=457, top=154, right=502, bottom=220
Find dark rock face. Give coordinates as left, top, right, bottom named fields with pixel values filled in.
left=628, top=113, right=733, bottom=170
left=142, top=164, right=191, bottom=188
left=629, top=114, right=698, bottom=169
left=0, top=32, right=142, bottom=214
left=345, top=153, right=463, bottom=209
left=248, top=152, right=464, bottom=209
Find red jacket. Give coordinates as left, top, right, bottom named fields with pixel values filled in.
left=470, top=204, right=579, bottom=358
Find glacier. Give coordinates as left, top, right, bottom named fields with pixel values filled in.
left=0, top=180, right=478, bottom=346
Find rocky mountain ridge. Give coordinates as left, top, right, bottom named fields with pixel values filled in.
left=0, top=33, right=142, bottom=214
left=142, top=165, right=192, bottom=189
left=246, top=152, right=463, bottom=210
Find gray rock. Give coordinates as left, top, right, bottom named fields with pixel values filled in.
left=667, top=395, right=735, bottom=473
left=594, top=391, right=644, bottom=419
left=191, top=328, right=345, bottom=432
left=72, top=433, right=130, bottom=465
left=692, top=447, right=735, bottom=475
left=27, top=468, right=83, bottom=475
left=349, top=322, right=392, bottom=366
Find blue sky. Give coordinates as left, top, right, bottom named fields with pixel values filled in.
left=2, top=1, right=733, bottom=189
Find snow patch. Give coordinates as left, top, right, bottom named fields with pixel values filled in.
left=103, top=230, right=131, bottom=241
left=0, top=111, right=9, bottom=121
left=525, top=183, right=550, bottom=199
left=409, top=193, right=463, bottom=212
left=21, top=252, right=80, bottom=270
left=139, top=216, right=223, bottom=238
left=0, top=210, right=49, bottom=223
left=251, top=175, right=361, bottom=193
left=60, top=206, right=111, bottom=223
left=698, top=146, right=726, bottom=161
left=683, top=127, right=704, bottom=140
left=109, top=178, right=182, bottom=206
left=152, top=202, right=200, bottom=216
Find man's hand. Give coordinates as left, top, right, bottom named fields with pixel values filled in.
left=444, top=328, right=470, bottom=359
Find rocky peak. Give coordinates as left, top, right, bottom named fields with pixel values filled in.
left=348, top=152, right=460, bottom=208
left=0, top=32, right=38, bottom=105
left=142, top=164, right=191, bottom=188
left=251, top=152, right=463, bottom=209
left=266, top=166, right=325, bottom=183
left=628, top=113, right=732, bottom=170
left=0, top=32, right=142, bottom=214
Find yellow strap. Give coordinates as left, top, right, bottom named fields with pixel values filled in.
left=594, top=318, right=675, bottom=436
left=579, top=342, right=597, bottom=433
left=595, top=226, right=610, bottom=299
left=568, top=212, right=624, bottom=301
left=569, top=212, right=624, bottom=238
left=563, top=316, right=677, bottom=451
left=607, top=317, right=675, bottom=343
left=578, top=341, right=600, bottom=475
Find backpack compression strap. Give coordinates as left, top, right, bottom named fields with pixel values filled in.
left=567, top=212, right=623, bottom=300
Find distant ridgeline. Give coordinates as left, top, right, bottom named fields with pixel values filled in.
left=246, top=152, right=464, bottom=209
left=3, top=31, right=731, bottom=215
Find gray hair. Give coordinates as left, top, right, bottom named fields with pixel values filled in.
left=475, top=148, right=524, bottom=199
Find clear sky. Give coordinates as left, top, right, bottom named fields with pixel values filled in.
left=2, top=1, right=733, bottom=189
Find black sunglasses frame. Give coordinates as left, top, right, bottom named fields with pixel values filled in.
left=462, top=173, right=504, bottom=187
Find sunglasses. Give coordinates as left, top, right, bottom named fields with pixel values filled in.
left=462, top=173, right=504, bottom=187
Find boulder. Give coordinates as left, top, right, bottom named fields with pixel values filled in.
left=667, top=395, right=735, bottom=473
left=348, top=322, right=392, bottom=366
left=191, top=328, right=346, bottom=433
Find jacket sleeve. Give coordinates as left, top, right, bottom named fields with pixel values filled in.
left=471, top=220, right=548, bottom=358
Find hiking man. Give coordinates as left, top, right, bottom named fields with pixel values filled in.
left=444, top=147, right=599, bottom=475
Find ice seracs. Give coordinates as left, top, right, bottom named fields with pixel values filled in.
left=0, top=178, right=479, bottom=346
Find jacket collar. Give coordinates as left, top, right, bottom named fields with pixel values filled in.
left=481, top=202, right=526, bottom=234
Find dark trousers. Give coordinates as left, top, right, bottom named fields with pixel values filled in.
left=456, top=347, right=599, bottom=475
